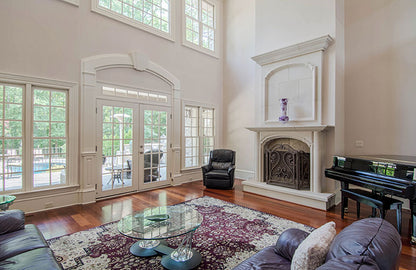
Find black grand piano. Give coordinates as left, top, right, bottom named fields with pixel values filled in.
left=325, top=155, right=416, bottom=244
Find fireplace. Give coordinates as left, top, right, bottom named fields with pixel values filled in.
left=264, top=139, right=310, bottom=190
left=243, top=35, right=336, bottom=210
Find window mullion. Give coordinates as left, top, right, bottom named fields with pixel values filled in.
left=198, top=107, right=203, bottom=166
left=24, top=84, right=32, bottom=191
left=198, top=0, right=203, bottom=47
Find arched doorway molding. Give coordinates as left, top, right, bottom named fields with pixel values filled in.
left=79, top=51, right=182, bottom=203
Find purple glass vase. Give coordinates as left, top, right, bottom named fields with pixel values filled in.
left=278, top=98, right=289, bottom=123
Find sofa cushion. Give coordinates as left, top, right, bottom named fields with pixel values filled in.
left=317, top=255, right=380, bottom=270
left=0, top=224, right=48, bottom=261
left=325, top=218, right=401, bottom=270
left=291, top=221, right=336, bottom=270
left=0, top=247, right=62, bottom=270
left=274, top=228, right=310, bottom=261
left=0, top=210, right=24, bottom=235
left=233, top=246, right=291, bottom=270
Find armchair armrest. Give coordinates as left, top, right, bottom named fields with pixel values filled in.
left=274, top=228, right=309, bottom=261
left=201, top=164, right=212, bottom=173
left=227, top=165, right=236, bottom=174
left=0, top=209, right=25, bottom=235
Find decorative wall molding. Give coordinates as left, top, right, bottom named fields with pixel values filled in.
left=252, top=35, right=333, bottom=66
left=82, top=52, right=180, bottom=89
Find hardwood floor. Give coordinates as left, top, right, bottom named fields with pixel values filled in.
left=25, top=180, right=416, bottom=269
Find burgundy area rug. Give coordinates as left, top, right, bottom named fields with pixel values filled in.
left=47, top=196, right=313, bottom=269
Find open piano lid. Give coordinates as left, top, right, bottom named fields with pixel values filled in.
left=333, top=155, right=416, bottom=181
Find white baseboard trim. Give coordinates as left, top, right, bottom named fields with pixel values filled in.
left=173, top=170, right=202, bottom=186
left=235, top=169, right=255, bottom=180
left=12, top=190, right=80, bottom=214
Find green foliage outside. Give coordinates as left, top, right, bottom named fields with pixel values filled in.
left=102, top=107, right=167, bottom=157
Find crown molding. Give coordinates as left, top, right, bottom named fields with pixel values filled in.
left=252, top=35, right=334, bottom=66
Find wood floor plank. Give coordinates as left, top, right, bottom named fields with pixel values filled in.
left=25, top=180, right=415, bottom=269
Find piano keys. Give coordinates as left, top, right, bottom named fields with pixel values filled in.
left=325, top=155, right=416, bottom=244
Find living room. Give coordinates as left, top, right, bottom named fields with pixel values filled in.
left=0, top=0, right=415, bottom=269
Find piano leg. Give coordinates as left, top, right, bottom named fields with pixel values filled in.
left=411, top=200, right=416, bottom=245
left=341, top=183, right=349, bottom=216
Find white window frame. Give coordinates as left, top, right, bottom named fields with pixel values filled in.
left=182, top=102, right=215, bottom=170
left=92, top=0, right=175, bottom=41
left=0, top=73, right=78, bottom=194
left=182, top=0, right=220, bottom=58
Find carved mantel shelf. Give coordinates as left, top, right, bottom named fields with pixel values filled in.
left=251, top=35, right=334, bottom=66
left=246, top=125, right=332, bottom=133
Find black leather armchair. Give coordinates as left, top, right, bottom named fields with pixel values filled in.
left=202, top=149, right=236, bottom=189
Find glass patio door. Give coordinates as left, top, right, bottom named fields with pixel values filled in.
left=97, top=100, right=138, bottom=197
left=139, top=105, right=170, bottom=189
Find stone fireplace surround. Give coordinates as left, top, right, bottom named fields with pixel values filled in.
left=244, top=36, right=336, bottom=210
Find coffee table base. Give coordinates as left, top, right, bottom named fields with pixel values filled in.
left=129, top=240, right=202, bottom=270
left=161, top=249, right=202, bottom=270
left=130, top=240, right=167, bottom=257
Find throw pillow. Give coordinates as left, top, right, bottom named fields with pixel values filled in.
left=291, top=221, right=336, bottom=270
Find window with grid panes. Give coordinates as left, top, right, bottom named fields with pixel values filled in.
left=184, top=105, right=214, bottom=168
left=94, top=0, right=171, bottom=37
left=0, top=83, right=69, bottom=193
left=184, top=106, right=199, bottom=168
left=0, top=84, right=24, bottom=191
left=184, top=0, right=216, bottom=52
left=32, top=88, right=68, bottom=188
left=201, top=108, right=214, bottom=164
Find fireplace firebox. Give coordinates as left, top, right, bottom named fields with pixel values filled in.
left=264, top=143, right=310, bottom=190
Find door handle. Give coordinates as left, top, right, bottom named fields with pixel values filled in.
left=140, top=152, right=144, bottom=154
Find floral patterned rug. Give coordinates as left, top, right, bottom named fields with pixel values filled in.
left=47, top=196, right=313, bottom=269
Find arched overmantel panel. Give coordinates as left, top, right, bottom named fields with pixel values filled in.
left=264, top=63, right=317, bottom=123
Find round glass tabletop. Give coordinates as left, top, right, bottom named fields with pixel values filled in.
left=118, top=204, right=203, bottom=240
left=0, top=195, right=16, bottom=205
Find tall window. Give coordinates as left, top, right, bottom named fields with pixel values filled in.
left=93, top=0, right=172, bottom=39
left=0, top=82, right=69, bottom=193
left=32, top=88, right=68, bottom=188
left=184, top=0, right=216, bottom=54
left=184, top=105, right=214, bottom=168
left=0, top=84, right=24, bottom=191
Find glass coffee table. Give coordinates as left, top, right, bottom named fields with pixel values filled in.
left=118, top=204, right=203, bottom=270
left=0, top=195, right=16, bottom=210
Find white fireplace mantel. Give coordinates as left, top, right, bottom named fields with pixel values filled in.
left=244, top=125, right=335, bottom=210
left=247, top=125, right=331, bottom=133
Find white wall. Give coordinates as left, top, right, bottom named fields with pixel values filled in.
left=0, top=0, right=223, bottom=211
left=344, top=0, right=416, bottom=155
left=223, top=0, right=256, bottom=179
left=255, top=0, right=335, bottom=55
left=0, top=0, right=223, bottom=104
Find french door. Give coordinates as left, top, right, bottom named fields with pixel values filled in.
left=97, top=101, right=170, bottom=197
left=139, top=105, right=171, bottom=190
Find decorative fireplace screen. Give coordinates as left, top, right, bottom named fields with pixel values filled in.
left=264, top=144, right=310, bottom=190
